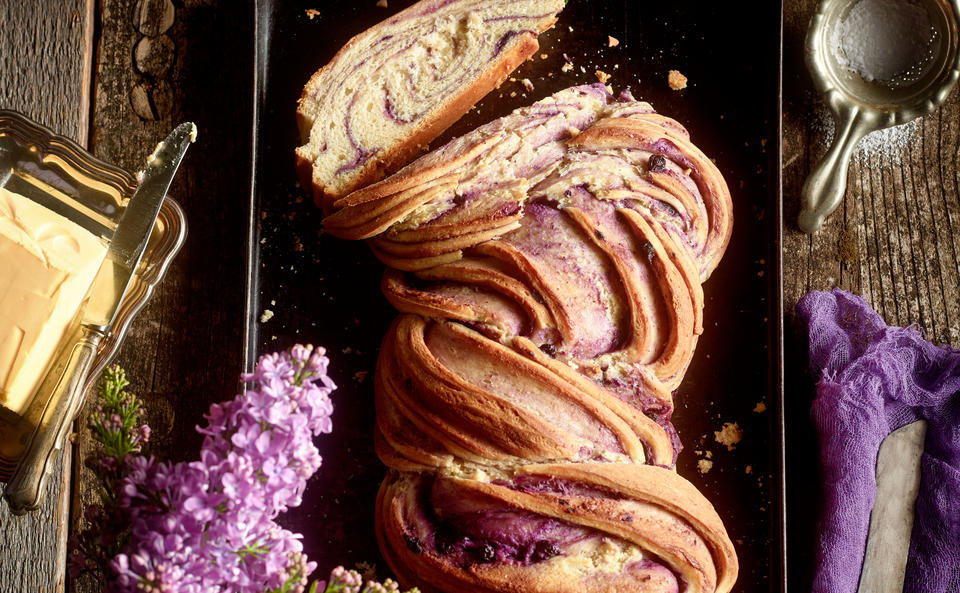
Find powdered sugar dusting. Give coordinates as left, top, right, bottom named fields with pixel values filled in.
left=812, top=102, right=921, bottom=167
left=831, top=0, right=938, bottom=86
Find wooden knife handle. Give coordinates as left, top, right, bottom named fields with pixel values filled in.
left=3, top=326, right=102, bottom=514
left=856, top=420, right=928, bottom=593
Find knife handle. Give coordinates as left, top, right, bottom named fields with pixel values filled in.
left=3, top=326, right=102, bottom=514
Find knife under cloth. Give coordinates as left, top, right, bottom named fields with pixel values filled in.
left=3, top=122, right=197, bottom=514
left=856, top=420, right=927, bottom=593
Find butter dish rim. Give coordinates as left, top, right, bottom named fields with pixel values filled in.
left=0, top=110, right=188, bottom=480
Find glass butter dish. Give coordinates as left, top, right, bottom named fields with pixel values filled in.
left=0, top=110, right=187, bottom=483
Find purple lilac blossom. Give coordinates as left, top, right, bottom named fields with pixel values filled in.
left=108, top=345, right=336, bottom=593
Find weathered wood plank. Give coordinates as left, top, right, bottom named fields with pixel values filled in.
left=783, top=0, right=960, bottom=344
left=0, top=1, right=94, bottom=591
left=784, top=0, right=960, bottom=588
left=70, top=1, right=254, bottom=592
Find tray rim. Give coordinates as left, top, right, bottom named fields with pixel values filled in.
left=246, top=1, right=788, bottom=589
left=774, top=7, right=788, bottom=593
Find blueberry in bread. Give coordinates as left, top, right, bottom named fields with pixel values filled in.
left=296, top=0, right=565, bottom=211
left=378, top=465, right=737, bottom=593
left=324, top=84, right=736, bottom=592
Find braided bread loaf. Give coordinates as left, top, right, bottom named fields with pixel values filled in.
left=324, top=84, right=736, bottom=593
left=296, top=0, right=564, bottom=210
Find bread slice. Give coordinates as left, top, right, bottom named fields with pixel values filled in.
left=296, top=0, right=565, bottom=212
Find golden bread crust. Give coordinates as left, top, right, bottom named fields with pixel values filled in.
left=322, top=85, right=737, bottom=593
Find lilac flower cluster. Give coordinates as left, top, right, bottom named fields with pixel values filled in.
left=69, top=366, right=152, bottom=580
left=99, top=345, right=335, bottom=593
left=320, top=566, right=418, bottom=593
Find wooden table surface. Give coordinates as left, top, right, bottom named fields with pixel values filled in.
left=1, top=0, right=957, bottom=591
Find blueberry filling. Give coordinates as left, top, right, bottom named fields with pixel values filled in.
left=539, top=343, right=558, bottom=356
left=641, top=240, right=656, bottom=263
left=659, top=200, right=681, bottom=219
left=648, top=153, right=667, bottom=172
left=531, top=541, right=561, bottom=562
left=496, top=201, right=522, bottom=217
left=478, top=543, right=496, bottom=563
left=413, top=476, right=595, bottom=567
left=404, top=533, right=424, bottom=554
left=493, top=30, right=520, bottom=56
left=530, top=195, right=561, bottom=209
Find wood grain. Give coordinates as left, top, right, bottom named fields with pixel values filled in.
left=71, top=1, right=254, bottom=591
left=783, top=1, right=960, bottom=589
left=0, top=1, right=94, bottom=591
left=783, top=0, right=960, bottom=343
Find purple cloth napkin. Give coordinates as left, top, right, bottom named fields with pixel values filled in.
left=796, top=289, right=960, bottom=593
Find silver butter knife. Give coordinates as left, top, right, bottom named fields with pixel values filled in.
left=2, top=122, right=197, bottom=514
left=856, top=420, right=927, bottom=593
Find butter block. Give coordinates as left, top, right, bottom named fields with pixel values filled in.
left=0, top=186, right=108, bottom=413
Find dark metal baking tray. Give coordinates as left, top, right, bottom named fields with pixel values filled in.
left=248, top=1, right=784, bottom=590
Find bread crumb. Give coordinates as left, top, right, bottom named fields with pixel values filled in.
left=540, top=53, right=548, bottom=60
left=510, top=91, right=517, bottom=97
left=714, top=422, right=743, bottom=451
left=305, top=8, right=320, bottom=19
left=745, top=465, right=753, bottom=475
left=753, top=401, right=767, bottom=413
left=376, top=0, right=388, bottom=6
left=608, top=36, right=619, bottom=47
left=698, top=459, right=713, bottom=474
left=595, top=70, right=611, bottom=84
left=521, top=78, right=534, bottom=92
left=260, top=309, right=274, bottom=323
left=668, top=69, right=688, bottom=90
left=561, top=62, right=574, bottom=73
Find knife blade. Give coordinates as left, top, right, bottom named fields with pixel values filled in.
left=84, top=122, right=197, bottom=329
left=856, top=420, right=927, bottom=593
left=2, top=122, right=196, bottom=513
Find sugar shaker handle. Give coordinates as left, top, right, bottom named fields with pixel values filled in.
left=799, top=106, right=875, bottom=233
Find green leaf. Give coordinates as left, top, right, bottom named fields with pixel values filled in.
left=235, top=541, right=269, bottom=561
